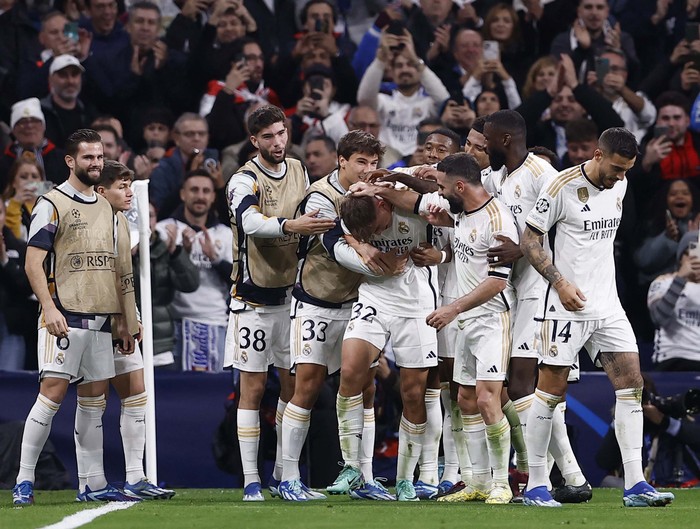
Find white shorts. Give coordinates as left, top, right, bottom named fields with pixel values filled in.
left=343, top=301, right=437, bottom=369
left=437, top=295, right=458, bottom=359
left=537, top=313, right=638, bottom=368
left=38, top=327, right=115, bottom=383
left=453, top=311, right=512, bottom=386
left=224, top=307, right=290, bottom=372
left=113, top=341, right=144, bottom=376
left=290, top=300, right=350, bottom=374
left=510, top=298, right=539, bottom=360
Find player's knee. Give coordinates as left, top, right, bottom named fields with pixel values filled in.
left=401, top=385, right=425, bottom=409
left=507, top=379, right=535, bottom=401
left=476, top=390, right=499, bottom=415
left=457, top=388, right=477, bottom=414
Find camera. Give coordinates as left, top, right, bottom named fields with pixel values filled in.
left=307, top=75, right=325, bottom=101
left=644, top=388, right=700, bottom=419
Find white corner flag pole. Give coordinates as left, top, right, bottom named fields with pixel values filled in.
left=130, top=180, right=158, bottom=483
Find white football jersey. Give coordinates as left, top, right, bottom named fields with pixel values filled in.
left=420, top=193, right=517, bottom=319
left=359, top=211, right=439, bottom=317
left=493, top=154, right=559, bottom=299
left=526, top=164, right=626, bottom=321
left=647, top=274, right=700, bottom=364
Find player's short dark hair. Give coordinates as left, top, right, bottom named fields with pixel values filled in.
left=247, top=105, right=286, bottom=137
left=655, top=91, right=690, bottom=114
left=337, top=130, right=384, bottom=162
left=528, top=146, right=559, bottom=168
left=485, top=109, right=526, bottom=137
left=98, top=160, right=133, bottom=187
left=426, top=128, right=462, bottom=150
left=565, top=118, right=598, bottom=143
left=300, top=0, right=338, bottom=25
left=470, top=116, right=487, bottom=135
left=182, top=169, right=216, bottom=188
left=599, top=127, right=638, bottom=160
left=340, top=195, right=377, bottom=243
left=436, top=152, right=482, bottom=185
left=65, top=129, right=102, bottom=158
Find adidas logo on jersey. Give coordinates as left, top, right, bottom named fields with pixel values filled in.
left=487, top=365, right=499, bottom=373
left=580, top=204, right=591, bottom=212
left=426, top=351, right=437, bottom=359
left=517, top=343, right=529, bottom=350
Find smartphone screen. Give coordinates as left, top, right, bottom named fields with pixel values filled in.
left=595, top=57, right=610, bottom=80
left=64, top=22, right=79, bottom=43
left=483, top=40, right=500, bottom=61
left=686, top=22, right=700, bottom=42
left=654, top=126, right=669, bottom=139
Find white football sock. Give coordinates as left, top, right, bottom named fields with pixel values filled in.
left=440, top=384, right=459, bottom=484
left=548, top=402, right=585, bottom=486
left=525, top=389, right=561, bottom=491
left=336, top=393, right=363, bottom=468
left=462, top=413, right=489, bottom=489
left=273, top=399, right=287, bottom=481
left=281, top=402, right=311, bottom=482
left=485, top=415, right=511, bottom=484
left=418, top=388, right=441, bottom=485
left=75, top=395, right=108, bottom=492
left=397, top=415, right=425, bottom=481
left=16, top=395, right=60, bottom=484
left=237, top=408, right=261, bottom=487
left=121, top=392, right=147, bottom=485
left=615, top=388, right=646, bottom=489
left=360, top=408, right=375, bottom=482
left=502, top=399, right=528, bottom=472
left=450, top=400, right=471, bottom=481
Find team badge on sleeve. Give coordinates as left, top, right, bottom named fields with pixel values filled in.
left=535, top=198, right=550, bottom=213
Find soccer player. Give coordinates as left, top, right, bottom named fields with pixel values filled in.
left=87, top=160, right=174, bottom=499
left=335, top=191, right=439, bottom=502
left=224, top=105, right=335, bottom=502
left=13, top=129, right=136, bottom=505
left=520, top=127, right=675, bottom=508
left=279, top=130, right=395, bottom=501
left=482, top=110, right=590, bottom=502
left=417, top=153, right=518, bottom=505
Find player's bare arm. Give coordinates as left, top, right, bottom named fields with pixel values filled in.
left=25, top=246, right=68, bottom=337
left=410, top=242, right=449, bottom=267
left=380, top=173, right=438, bottom=194
left=521, top=226, right=586, bottom=311
left=487, top=234, right=522, bottom=266
left=426, top=277, right=505, bottom=331
left=349, top=181, right=420, bottom=213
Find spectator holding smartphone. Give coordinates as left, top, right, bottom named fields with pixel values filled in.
left=2, top=159, right=48, bottom=242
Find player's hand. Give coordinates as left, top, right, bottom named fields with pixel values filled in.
left=487, top=235, right=522, bottom=266
left=348, top=181, right=387, bottom=196
left=200, top=226, right=218, bottom=261
left=356, top=244, right=407, bottom=275
left=426, top=304, right=459, bottom=330
left=410, top=242, right=442, bottom=267
left=413, top=165, right=441, bottom=181
left=136, top=323, right=144, bottom=342
left=553, top=278, right=587, bottom=311
left=364, top=168, right=392, bottom=183
left=44, top=306, right=69, bottom=338
left=421, top=203, right=453, bottom=227
left=285, top=210, right=336, bottom=235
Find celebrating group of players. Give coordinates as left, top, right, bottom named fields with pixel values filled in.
left=224, top=105, right=674, bottom=508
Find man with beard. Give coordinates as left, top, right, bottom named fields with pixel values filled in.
left=155, top=170, right=233, bottom=373
left=520, top=127, right=673, bottom=508
left=422, top=152, right=519, bottom=505
left=357, top=29, right=449, bottom=162
left=481, top=110, right=591, bottom=503
left=41, top=55, right=95, bottom=149
left=224, top=105, right=335, bottom=501
left=12, top=129, right=136, bottom=505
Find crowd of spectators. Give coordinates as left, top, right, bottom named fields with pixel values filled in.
left=2, top=0, right=700, bottom=373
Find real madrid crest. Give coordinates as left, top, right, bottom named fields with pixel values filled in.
left=398, top=221, right=410, bottom=234
left=303, top=344, right=312, bottom=356
left=549, top=344, right=558, bottom=357
left=469, top=229, right=477, bottom=243
left=55, top=352, right=65, bottom=365
left=616, top=197, right=622, bottom=211
left=241, top=351, right=248, bottom=363
left=577, top=187, right=589, bottom=203
left=514, top=185, right=521, bottom=199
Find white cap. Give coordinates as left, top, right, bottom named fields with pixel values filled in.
left=49, top=54, right=85, bottom=75
left=10, top=98, right=45, bottom=129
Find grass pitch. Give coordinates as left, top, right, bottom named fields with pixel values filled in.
left=1, top=488, right=697, bottom=529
